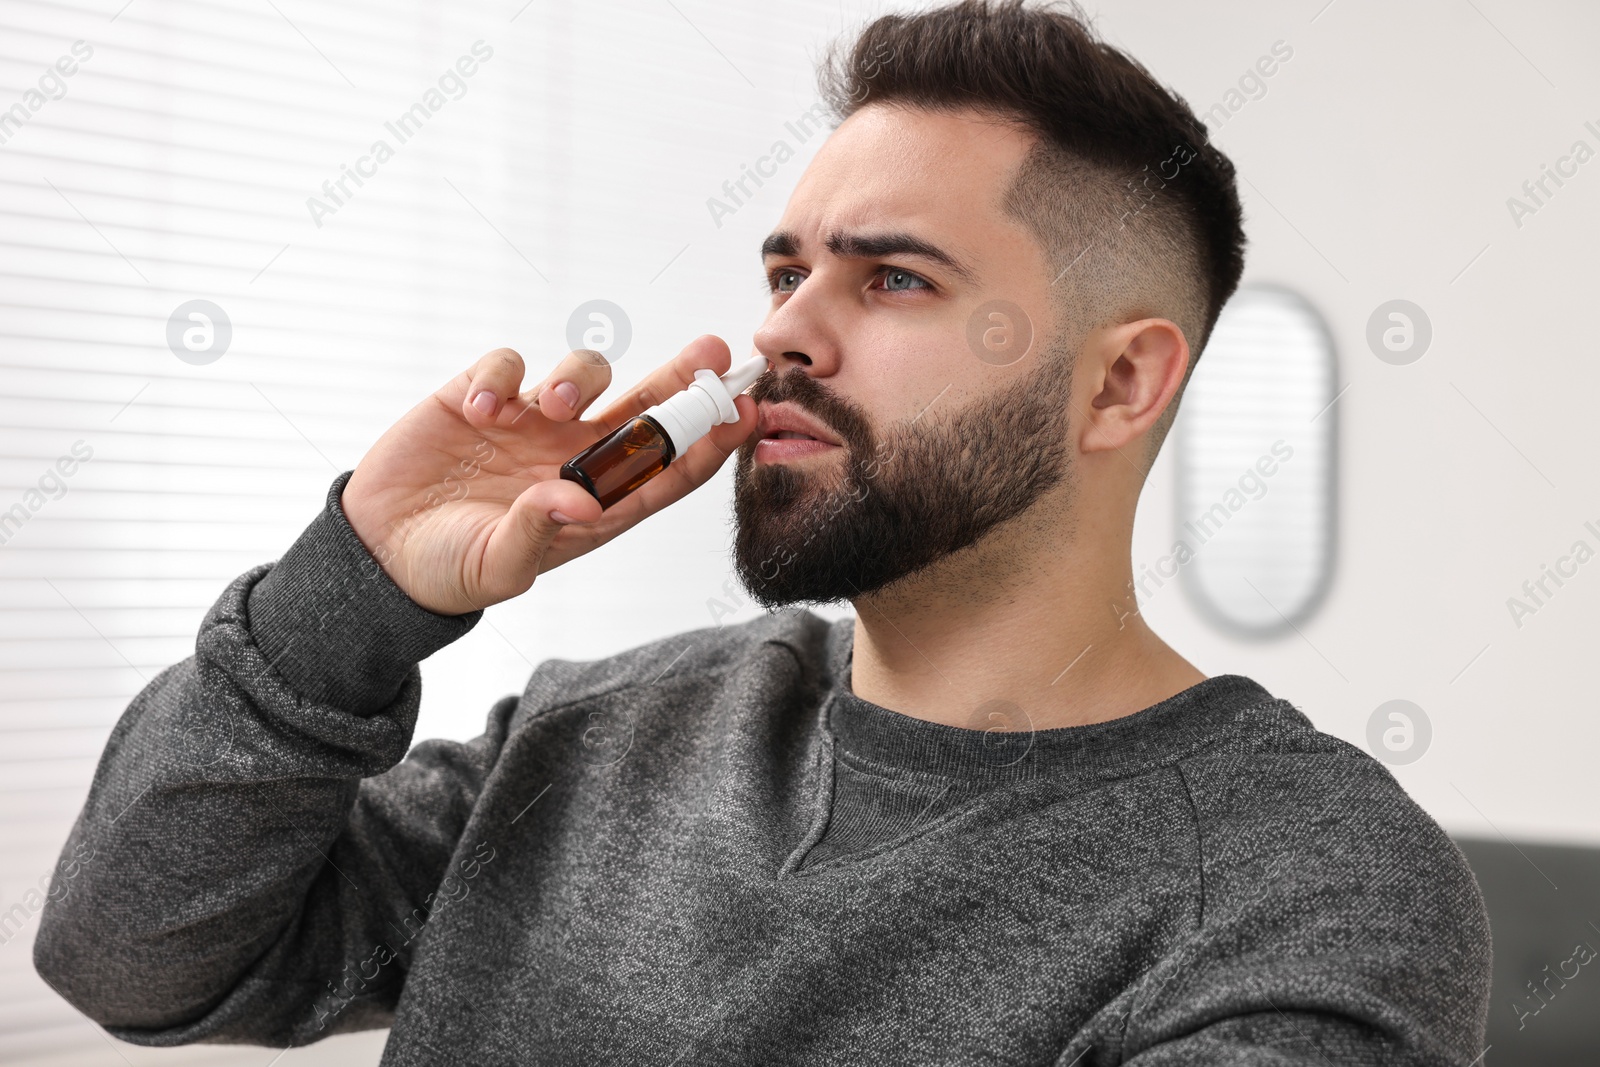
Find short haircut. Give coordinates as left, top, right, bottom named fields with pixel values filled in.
left=817, top=0, right=1248, bottom=459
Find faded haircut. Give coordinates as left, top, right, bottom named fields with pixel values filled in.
left=817, top=0, right=1248, bottom=463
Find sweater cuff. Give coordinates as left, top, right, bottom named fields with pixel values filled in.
left=245, top=469, right=483, bottom=716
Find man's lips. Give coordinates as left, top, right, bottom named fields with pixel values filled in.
left=755, top=401, right=842, bottom=446
left=753, top=436, right=839, bottom=463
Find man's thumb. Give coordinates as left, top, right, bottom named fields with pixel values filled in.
left=482, top=480, right=601, bottom=590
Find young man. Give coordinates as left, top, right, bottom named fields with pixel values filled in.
left=36, top=2, right=1490, bottom=1063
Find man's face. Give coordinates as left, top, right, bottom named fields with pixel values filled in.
left=732, top=104, right=1078, bottom=608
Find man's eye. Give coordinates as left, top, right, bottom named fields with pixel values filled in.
left=877, top=268, right=930, bottom=292
left=768, top=268, right=803, bottom=294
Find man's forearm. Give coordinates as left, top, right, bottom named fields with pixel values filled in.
left=33, top=471, right=482, bottom=1042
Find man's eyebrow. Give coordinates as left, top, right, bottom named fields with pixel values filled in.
left=759, top=229, right=976, bottom=284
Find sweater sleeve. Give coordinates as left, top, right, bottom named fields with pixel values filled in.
left=1063, top=754, right=1493, bottom=1067
left=32, top=470, right=511, bottom=1048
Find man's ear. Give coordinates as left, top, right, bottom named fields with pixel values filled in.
left=1080, top=318, right=1190, bottom=455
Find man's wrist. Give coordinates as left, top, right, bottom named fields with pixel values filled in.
left=245, top=470, right=483, bottom=715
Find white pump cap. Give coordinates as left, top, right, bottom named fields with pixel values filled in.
left=641, top=354, right=768, bottom=456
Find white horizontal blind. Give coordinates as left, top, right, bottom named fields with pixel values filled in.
left=0, top=0, right=865, bottom=1059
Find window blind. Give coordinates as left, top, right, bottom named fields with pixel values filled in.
left=0, top=0, right=863, bottom=1059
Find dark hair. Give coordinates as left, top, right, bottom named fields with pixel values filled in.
left=817, top=0, right=1247, bottom=417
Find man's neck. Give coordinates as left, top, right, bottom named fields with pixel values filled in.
left=844, top=518, right=1206, bottom=733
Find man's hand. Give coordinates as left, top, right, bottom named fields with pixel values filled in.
left=341, top=335, right=760, bottom=616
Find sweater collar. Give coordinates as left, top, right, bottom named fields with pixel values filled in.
left=819, top=615, right=1287, bottom=782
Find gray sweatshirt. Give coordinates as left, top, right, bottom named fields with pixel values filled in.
left=34, top=471, right=1492, bottom=1065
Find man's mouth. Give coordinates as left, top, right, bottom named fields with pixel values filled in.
left=754, top=435, right=840, bottom=461
left=753, top=401, right=845, bottom=462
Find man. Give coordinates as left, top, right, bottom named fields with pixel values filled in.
left=36, top=1, right=1490, bottom=1063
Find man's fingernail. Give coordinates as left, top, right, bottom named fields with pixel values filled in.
left=553, top=381, right=580, bottom=408
left=471, top=390, right=498, bottom=416
left=550, top=509, right=580, bottom=525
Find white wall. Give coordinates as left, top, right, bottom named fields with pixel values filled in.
left=1110, top=0, right=1600, bottom=851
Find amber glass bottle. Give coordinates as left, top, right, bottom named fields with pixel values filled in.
left=559, top=354, right=767, bottom=511
left=560, top=415, right=676, bottom=509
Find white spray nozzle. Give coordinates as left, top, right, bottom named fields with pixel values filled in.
left=642, top=354, right=768, bottom=455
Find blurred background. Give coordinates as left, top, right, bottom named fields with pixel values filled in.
left=1, top=0, right=1596, bottom=1062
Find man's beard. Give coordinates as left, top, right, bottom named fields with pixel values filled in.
left=731, top=348, right=1076, bottom=610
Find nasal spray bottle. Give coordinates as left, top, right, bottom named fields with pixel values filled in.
left=559, top=354, right=767, bottom=509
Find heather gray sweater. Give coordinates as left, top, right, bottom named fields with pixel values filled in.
left=34, top=471, right=1492, bottom=1065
